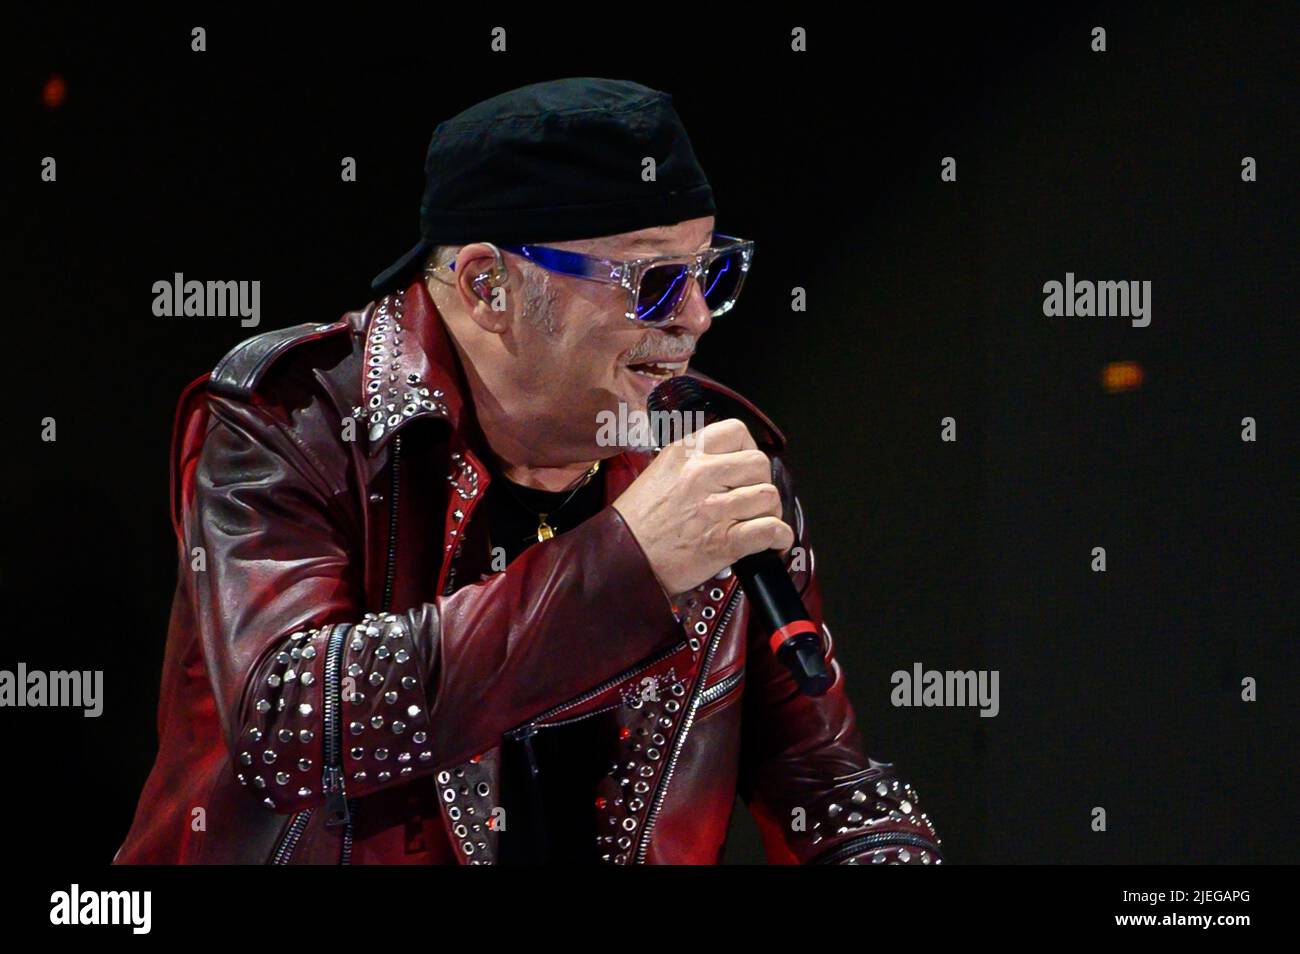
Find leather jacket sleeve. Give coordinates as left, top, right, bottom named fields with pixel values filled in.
left=737, top=457, right=944, bottom=865
left=187, top=390, right=681, bottom=821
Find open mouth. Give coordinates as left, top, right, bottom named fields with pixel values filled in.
left=626, top=359, right=689, bottom=380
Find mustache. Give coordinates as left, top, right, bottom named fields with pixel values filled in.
left=624, top=333, right=697, bottom=363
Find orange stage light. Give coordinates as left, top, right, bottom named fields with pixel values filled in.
left=1102, top=361, right=1145, bottom=393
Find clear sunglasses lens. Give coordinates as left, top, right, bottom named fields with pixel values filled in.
left=635, top=263, right=692, bottom=323
left=701, top=250, right=745, bottom=315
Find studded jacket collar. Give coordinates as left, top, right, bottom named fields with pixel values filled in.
left=115, top=279, right=943, bottom=866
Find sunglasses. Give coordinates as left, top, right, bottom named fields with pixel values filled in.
left=469, top=233, right=754, bottom=327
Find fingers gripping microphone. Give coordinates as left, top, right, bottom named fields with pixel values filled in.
left=647, top=377, right=834, bottom=697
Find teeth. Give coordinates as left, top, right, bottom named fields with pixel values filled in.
left=630, top=361, right=687, bottom=377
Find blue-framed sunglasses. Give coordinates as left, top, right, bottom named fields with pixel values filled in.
left=452, top=233, right=754, bottom=327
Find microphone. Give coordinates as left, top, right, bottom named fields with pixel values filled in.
left=647, top=376, right=833, bottom=697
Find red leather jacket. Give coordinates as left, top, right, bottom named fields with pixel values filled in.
left=114, top=279, right=942, bottom=865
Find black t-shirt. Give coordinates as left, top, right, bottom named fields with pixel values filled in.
left=484, top=464, right=610, bottom=863
left=485, top=466, right=607, bottom=567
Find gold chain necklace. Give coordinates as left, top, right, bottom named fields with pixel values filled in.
left=499, top=460, right=601, bottom=542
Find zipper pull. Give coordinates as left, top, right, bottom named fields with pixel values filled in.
left=506, top=724, right=542, bottom=779
left=324, top=766, right=351, bottom=827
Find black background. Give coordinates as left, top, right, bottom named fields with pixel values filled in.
left=3, top=4, right=1296, bottom=866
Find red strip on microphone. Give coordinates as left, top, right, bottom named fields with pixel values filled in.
left=768, top=619, right=818, bottom=655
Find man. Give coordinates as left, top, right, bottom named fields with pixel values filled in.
left=115, top=77, right=942, bottom=865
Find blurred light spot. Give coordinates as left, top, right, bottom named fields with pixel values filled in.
left=42, top=73, right=67, bottom=109
left=1102, top=361, right=1144, bottom=393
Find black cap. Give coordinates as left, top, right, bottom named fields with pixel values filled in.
left=371, top=77, right=716, bottom=292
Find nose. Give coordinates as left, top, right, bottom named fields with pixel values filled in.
left=666, top=278, right=712, bottom=336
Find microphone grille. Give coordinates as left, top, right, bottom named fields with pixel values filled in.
left=647, top=375, right=712, bottom=416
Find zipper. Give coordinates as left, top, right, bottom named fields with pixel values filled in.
left=382, top=434, right=401, bottom=611
left=505, top=638, right=689, bottom=740
left=270, top=384, right=407, bottom=866
left=320, top=434, right=404, bottom=863
left=498, top=639, right=692, bottom=863
left=523, top=701, right=621, bottom=731
left=634, top=585, right=744, bottom=863
left=330, top=434, right=404, bottom=864
left=697, top=667, right=744, bottom=710
left=269, top=809, right=313, bottom=865
left=496, top=637, right=694, bottom=862
left=268, top=621, right=353, bottom=865
left=339, top=802, right=357, bottom=864
left=512, top=725, right=551, bottom=860
left=322, top=623, right=352, bottom=829
left=318, top=433, right=404, bottom=864
left=809, top=831, right=941, bottom=865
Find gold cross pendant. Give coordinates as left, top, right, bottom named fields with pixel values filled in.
left=536, top=515, right=555, bottom=542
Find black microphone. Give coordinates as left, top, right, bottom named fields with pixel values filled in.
left=647, top=376, right=833, bottom=697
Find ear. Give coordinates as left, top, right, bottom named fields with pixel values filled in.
left=453, top=243, right=513, bottom=333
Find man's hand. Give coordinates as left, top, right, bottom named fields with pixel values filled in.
left=612, top=418, right=794, bottom=595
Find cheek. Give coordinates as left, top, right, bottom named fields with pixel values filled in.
left=557, top=316, right=634, bottom=378
left=569, top=343, right=620, bottom=389
left=526, top=334, right=610, bottom=399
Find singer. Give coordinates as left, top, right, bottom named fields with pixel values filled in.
left=115, top=78, right=942, bottom=865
